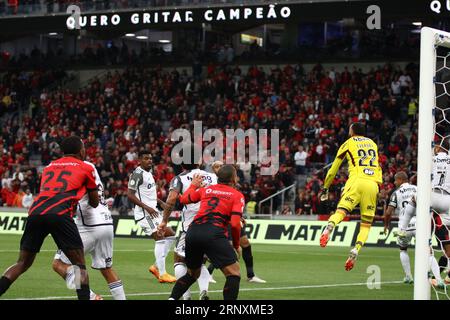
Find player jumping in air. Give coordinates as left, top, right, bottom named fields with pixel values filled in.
left=319, top=122, right=383, bottom=271
left=52, top=161, right=126, bottom=300
left=383, top=171, right=417, bottom=284
left=158, top=146, right=218, bottom=300
left=168, top=165, right=245, bottom=300
left=127, top=151, right=177, bottom=283
left=0, top=136, right=99, bottom=300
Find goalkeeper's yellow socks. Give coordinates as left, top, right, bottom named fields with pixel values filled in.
left=328, top=209, right=347, bottom=230
left=355, top=222, right=371, bottom=253
left=321, top=209, right=348, bottom=248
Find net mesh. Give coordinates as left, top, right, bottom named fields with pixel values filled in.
left=430, top=43, right=450, bottom=300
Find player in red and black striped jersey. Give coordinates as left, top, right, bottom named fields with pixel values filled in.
left=169, top=165, right=245, bottom=300
left=0, top=136, right=99, bottom=300
left=28, top=156, right=98, bottom=218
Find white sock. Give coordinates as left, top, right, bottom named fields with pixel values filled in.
left=197, top=264, right=210, bottom=293
left=164, top=236, right=176, bottom=257
left=89, top=290, right=97, bottom=300
left=65, top=265, right=76, bottom=289
left=108, top=280, right=126, bottom=300
left=400, top=250, right=412, bottom=278
left=430, top=255, right=442, bottom=281
left=155, top=240, right=167, bottom=275
left=174, top=263, right=191, bottom=300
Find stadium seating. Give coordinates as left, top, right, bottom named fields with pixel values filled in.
left=0, top=59, right=419, bottom=217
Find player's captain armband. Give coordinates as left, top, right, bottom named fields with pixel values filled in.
left=128, top=171, right=142, bottom=191
left=389, top=193, right=397, bottom=208
left=169, top=176, right=182, bottom=193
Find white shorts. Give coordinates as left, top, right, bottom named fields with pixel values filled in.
left=397, top=229, right=415, bottom=248
left=54, top=225, right=114, bottom=269
left=174, top=231, right=187, bottom=258
left=431, top=189, right=450, bottom=218
left=137, top=213, right=163, bottom=236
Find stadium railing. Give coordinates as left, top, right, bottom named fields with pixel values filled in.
left=258, top=183, right=295, bottom=215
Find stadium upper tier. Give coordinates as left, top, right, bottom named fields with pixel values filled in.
left=0, top=0, right=372, bottom=18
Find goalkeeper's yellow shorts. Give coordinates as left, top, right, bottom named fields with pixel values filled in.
left=337, top=178, right=379, bottom=217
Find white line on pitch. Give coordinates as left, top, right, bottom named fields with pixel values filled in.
left=5, top=281, right=403, bottom=300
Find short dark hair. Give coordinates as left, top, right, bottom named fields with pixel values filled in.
left=351, top=122, right=366, bottom=136
left=138, top=150, right=151, bottom=158
left=217, top=164, right=236, bottom=184
left=394, top=171, right=408, bottom=181
left=180, top=143, right=201, bottom=170
left=60, top=136, right=83, bottom=155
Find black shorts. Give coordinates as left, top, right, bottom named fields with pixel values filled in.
left=185, top=223, right=238, bottom=270
left=20, top=214, right=83, bottom=253
left=433, top=213, right=450, bottom=246
left=435, top=224, right=450, bottom=246
left=227, top=224, right=248, bottom=241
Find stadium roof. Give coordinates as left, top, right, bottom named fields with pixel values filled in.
left=0, top=0, right=446, bottom=40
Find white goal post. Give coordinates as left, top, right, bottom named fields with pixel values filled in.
left=415, top=27, right=450, bottom=300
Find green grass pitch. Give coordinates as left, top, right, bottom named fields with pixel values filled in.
left=0, top=234, right=415, bottom=300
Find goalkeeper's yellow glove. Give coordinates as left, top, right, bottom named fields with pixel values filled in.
left=320, top=188, right=329, bottom=202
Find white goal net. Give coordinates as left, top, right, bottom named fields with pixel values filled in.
left=416, top=27, right=450, bottom=300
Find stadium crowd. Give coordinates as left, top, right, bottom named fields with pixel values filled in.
left=0, top=58, right=420, bottom=216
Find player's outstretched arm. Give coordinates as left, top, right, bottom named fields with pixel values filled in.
left=161, top=190, right=179, bottom=224
left=230, top=193, right=245, bottom=250
left=179, top=174, right=203, bottom=205
left=323, top=156, right=344, bottom=191
left=157, top=199, right=169, bottom=211
left=230, top=214, right=242, bottom=250
left=179, top=185, right=201, bottom=205
left=157, top=191, right=179, bottom=236
left=383, top=205, right=394, bottom=235
left=322, top=143, right=347, bottom=199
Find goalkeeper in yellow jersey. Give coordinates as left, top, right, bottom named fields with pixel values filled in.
left=319, top=122, right=382, bottom=271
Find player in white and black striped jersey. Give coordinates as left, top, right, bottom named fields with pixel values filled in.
left=127, top=151, right=177, bottom=283
left=384, top=171, right=417, bottom=284
left=52, top=161, right=126, bottom=300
